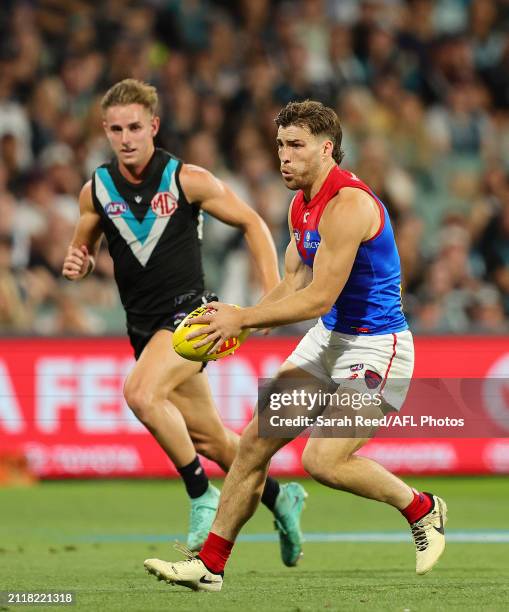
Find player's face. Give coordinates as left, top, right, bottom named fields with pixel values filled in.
left=277, top=125, right=332, bottom=190
left=103, top=104, right=160, bottom=168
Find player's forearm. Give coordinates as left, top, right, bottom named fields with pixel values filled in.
left=243, top=218, right=280, bottom=293
left=72, top=235, right=102, bottom=260
left=240, top=285, right=331, bottom=329
left=66, top=234, right=102, bottom=279
left=257, top=278, right=294, bottom=307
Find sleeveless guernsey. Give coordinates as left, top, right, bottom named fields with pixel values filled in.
left=290, top=165, right=407, bottom=335
left=91, top=148, right=204, bottom=318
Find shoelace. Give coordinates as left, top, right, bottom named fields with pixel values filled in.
left=174, top=542, right=198, bottom=561
left=411, top=513, right=436, bottom=551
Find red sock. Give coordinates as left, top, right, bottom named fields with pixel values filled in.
left=401, top=489, right=433, bottom=524
left=198, top=532, right=234, bottom=575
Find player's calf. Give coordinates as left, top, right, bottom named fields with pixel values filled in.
left=192, top=433, right=237, bottom=472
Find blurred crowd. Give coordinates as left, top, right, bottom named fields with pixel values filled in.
left=1, top=0, right=509, bottom=335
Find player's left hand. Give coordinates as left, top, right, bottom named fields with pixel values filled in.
left=186, top=302, right=244, bottom=354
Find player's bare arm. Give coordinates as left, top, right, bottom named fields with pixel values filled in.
left=186, top=198, right=309, bottom=349
left=190, top=187, right=379, bottom=348
left=255, top=236, right=310, bottom=307
left=62, top=181, right=103, bottom=280
left=256, top=200, right=312, bottom=307
left=179, top=164, right=280, bottom=294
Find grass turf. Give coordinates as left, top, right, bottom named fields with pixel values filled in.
left=1, top=477, right=508, bottom=611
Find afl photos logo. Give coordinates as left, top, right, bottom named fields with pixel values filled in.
left=151, top=192, right=178, bottom=217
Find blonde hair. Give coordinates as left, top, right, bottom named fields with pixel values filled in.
left=101, top=79, right=158, bottom=115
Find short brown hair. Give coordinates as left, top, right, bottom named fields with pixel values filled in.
left=275, top=100, right=344, bottom=164
left=101, top=79, right=158, bottom=115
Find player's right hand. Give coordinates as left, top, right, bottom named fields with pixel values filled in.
left=62, top=245, right=90, bottom=280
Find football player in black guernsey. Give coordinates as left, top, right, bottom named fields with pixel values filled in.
left=62, top=79, right=306, bottom=563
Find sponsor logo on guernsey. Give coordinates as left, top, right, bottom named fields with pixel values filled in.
left=303, top=230, right=320, bottom=250
left=151, top=191, right=178, bottom=217
left=293, top=229, right=301, bottom=243
left=105, top=201, right=128, bottom=217
left=303, top=211, right=310, bottom=223
left=350, top=363, right=364, bottom=372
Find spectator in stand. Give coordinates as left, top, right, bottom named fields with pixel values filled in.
left=480, top=192, right=509, bottom=315
left=354, top=136, right=415, bottom=225
left=0, top=234, right=31, bottom=332
left=469, top=0, right=505, bottom=71
left=328, top=24, right=366, bottom=92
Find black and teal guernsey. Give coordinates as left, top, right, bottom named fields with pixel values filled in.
left=91, top=148, right=204, bottom=317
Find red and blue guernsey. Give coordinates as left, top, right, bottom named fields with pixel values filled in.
left=290, top=165, right=408, bottom=335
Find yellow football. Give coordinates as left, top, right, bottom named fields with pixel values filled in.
left=172, top=305, right=249, bottom=362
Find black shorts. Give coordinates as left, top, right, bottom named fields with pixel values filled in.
left=126, top=290, right=218, bottom=360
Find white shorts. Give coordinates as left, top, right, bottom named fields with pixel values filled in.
left=287, top=319, right=415, bottom=412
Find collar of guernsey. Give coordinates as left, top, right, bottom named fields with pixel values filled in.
left=290, top=165, right=408, bottom=335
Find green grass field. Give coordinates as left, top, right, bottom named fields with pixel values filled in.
left=1, top=477, right=508, bottom=611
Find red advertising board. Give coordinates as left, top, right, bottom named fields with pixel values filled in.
left=1, top=336, right=509, bottom=477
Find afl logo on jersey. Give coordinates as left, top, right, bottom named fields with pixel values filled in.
left=151, top=192, right=178, bottom=217
left=293, top=229, right=301, bottom=243
left=105, top=201, right=128, bottom=217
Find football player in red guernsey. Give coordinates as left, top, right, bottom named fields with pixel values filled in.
left=145, top=100, right=447, bottom=591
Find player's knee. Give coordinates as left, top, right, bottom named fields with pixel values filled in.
left=123, top=379, right=159, bottom=425
left=301, top=446, right=342, bottom=484
left=303, top=445, right=356, bottom=487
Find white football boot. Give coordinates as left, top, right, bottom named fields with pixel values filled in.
left=411, top=493, right=448, bottom=575
left=144, top=544, right=223, bottom=592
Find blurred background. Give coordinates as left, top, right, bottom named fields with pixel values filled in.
left=1, top=6, right=508, bottom=604
left=1, top=0, right=509, bottom=336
